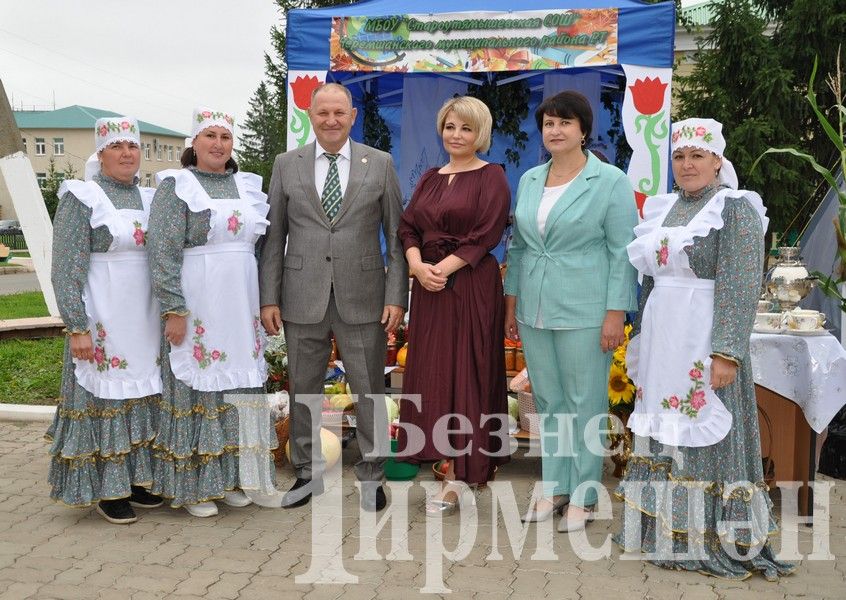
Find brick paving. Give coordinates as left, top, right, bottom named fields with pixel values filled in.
left=1, top=420, right=844, bottom=599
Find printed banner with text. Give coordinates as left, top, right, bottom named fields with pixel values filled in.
left=330, top=9, right=618, bottom=73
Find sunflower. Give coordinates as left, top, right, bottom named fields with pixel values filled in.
left=608, top=361, right=635, bottom=407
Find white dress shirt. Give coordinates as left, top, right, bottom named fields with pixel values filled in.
left=314, top=139, right=352, bottom=198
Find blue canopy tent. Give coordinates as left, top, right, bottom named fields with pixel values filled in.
left=285, top=0, right=676, bottom=258
left=287, top=0, right=674, bottom=71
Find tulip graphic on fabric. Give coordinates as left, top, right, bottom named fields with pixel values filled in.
left=629, top=77, right=667, bottom=116
left=634, top=191, right=648, bottom=219
left=291, top=75, right=321, bottom=111
left=629, top=76, right=669, bottom=198
left=289, top=75, right=323, bottom=147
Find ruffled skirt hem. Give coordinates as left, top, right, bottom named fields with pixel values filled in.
left=614, top=455, right=795, bottom=581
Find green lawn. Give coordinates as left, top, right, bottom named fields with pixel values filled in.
left=0, top=291, right=49, bottom=319
left=0, top=337, right=63, bottom=405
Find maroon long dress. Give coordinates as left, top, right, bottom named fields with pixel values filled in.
left=396, top=163, right=511, bottom=485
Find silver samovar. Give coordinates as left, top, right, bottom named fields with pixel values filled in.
left=766, top=246, right=814, bottom=311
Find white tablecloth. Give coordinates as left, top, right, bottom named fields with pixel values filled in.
left=750, top=332, right=846, bottom=433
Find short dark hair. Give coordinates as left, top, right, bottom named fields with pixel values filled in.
left=180, top=146, right=239, bottom=172
left=534, top=90, right=593, bottom=142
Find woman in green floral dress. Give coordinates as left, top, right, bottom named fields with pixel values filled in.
left=147, top=107, right=274, bottom=517
left=615, top=118, right=795, bottom=580
left=47, top=117, right=164, bottom=524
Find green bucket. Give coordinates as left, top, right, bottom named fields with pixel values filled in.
left=384, top=438, right=419, bottom=480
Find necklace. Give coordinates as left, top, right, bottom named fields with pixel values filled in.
left=548, top=157, right=586, bottom=182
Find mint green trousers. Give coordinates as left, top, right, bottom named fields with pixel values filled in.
left=519, top=324, right=611, bottom=507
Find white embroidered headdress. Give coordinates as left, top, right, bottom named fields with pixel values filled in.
left=671, top=117, right=738, bottom=189
left=188, top=107, right=235, bottom=146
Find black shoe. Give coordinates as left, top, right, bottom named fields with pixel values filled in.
left=282, top=477, right=324, bottom=509
left=96, top=499, right=138, bottom=524
left=360, top=483, right=387, bottom=512
left=129, top=486, right=163, bottom=509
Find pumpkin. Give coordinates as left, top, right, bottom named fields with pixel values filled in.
left=396, top=343, right=408, bottom=367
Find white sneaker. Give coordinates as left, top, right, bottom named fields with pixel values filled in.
left=184, top=501, right=218, bottom=517
left=222, top=490, right=252, bottom=507
left=246, top=490, right=285, bottom=508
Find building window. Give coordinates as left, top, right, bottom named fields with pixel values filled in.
left=53, top=138, right=64, bottom=155
left=175, top=146, right=181, bottom=159
left=35, top=138, right=46, bottom=155
left=36, top=172, right=47, bottom=188
left=145, top=173, right=152, bottom=187
left=166, top=145, right=173, bottom=161
left=144, top=143, right=151, bottom=160
left=155, top=140, right=162, bottom=161
left=21, top=137, right=26, bottom=153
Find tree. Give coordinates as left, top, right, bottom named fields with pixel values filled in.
left=238, top=0, right=353, bottom=189
left=237, top=82, right=284, bottom=187
left=42, top=158, right=77, bottom=220
left=676, top=0, right=846, bottom=237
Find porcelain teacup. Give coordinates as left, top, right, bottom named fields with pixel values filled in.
left=754, top=312, right=783, bottom=331
left=785, top=310, right=825, bottom=331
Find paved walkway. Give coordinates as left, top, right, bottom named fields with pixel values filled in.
left=0, top=420, right=843, bottom=599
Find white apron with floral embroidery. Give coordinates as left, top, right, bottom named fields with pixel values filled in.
left=59, top=180, right=162, bottom=399
left=161, top=170, right=269, bottom=392
left=625, top=188, right=768, bottom=447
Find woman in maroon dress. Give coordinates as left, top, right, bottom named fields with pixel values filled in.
left=397, top=96, right=511, bottom=515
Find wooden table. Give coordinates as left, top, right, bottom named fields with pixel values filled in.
left=756, top=384, right=816, bottom=517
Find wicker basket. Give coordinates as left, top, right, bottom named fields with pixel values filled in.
left=273, top=416, right=290, bottom=466
left=517, top=391, right=540, bottom=435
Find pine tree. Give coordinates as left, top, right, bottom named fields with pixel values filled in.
left=237, top=82, right=283, bottom=188
left=677, top=0, right=846, bottom=237
left=237, top=0, right=353, bottom=189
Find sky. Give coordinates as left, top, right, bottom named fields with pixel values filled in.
left=2, top=1, right=700, bottom=140
left=1, top=0, right=283, bottom=138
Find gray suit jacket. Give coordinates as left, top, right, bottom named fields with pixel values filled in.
left=259, top=140, right=408, bottom=325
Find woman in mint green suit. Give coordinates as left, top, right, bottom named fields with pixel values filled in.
left=504, top=91, right=638, bottom=532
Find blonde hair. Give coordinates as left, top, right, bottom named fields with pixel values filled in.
left=436, top=96, right=493, bottom=153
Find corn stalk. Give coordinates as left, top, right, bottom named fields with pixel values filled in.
left=752, top=53, right=846, bottom=314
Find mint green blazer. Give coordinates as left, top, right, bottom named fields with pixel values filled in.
left=503, top=151, right=638, bottom=328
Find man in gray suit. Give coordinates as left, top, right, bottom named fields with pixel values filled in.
left=259, top=83, right=408, bottom=511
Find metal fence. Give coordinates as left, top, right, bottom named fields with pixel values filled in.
left=0, top=233, right=27, bottom=250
